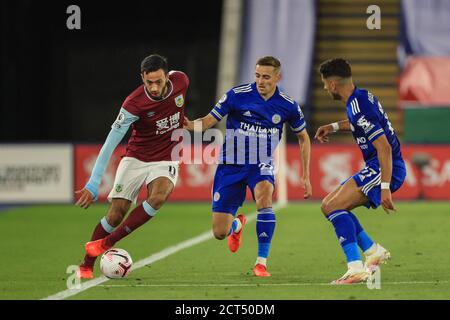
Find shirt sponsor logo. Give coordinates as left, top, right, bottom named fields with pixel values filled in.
left=238, top=122, right=279, bottom=138
left=156, top=112, right=181, bottom=135
left=357, top=115, right=375, bottom=133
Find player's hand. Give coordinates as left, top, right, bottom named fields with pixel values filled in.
left=183, top=117, right=194, bottom=131
left=381, top=189, right=396, bottom=214
left=75, top=188, right=95, bottom=209
left=303, top=178, right=312, bottom=199
left=314, top=125, right=333, bottom=143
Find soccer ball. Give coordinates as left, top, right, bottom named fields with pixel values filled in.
left=100, top=248, right=133, bottom=279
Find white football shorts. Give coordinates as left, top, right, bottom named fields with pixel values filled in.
left=107, top=157, right=179, bottom=204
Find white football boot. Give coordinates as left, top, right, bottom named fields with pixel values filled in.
left=331, top=261, right=370, bottom=285
left=364, top=243, right=391, bottom=274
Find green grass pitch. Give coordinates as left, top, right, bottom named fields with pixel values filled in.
left=1, top=201, right=449, bottom=300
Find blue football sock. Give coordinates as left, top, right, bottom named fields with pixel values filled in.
left=256, top=208, right=276, bottom=259
left=348, top=211, right=374, bottom=252
left=327, top=210, right=361, bottom=263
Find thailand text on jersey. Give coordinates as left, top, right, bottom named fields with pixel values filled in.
left=117, top=70, right=189, bottom=162
left=209, top=82, right=306, bottom=165
left=346, top=87, right=403, bottom=164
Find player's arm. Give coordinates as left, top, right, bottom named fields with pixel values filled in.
left=183, top=114, right=218, bottom=132
left=184, top=92, right=232, bottom=132
left=314, top=119, right=350, bottom=143
left=372, top=134, right=395, bottom=214
left=296, top=129, right=312, bottom=199
left=75, top=108, right=139, bottom=209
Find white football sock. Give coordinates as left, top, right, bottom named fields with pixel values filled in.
left=348, top=260, right=364, bottom=270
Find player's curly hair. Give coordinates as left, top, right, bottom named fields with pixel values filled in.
left=319, top=58, right=352, bottom=79
left=141, top=54, right=168, bottom=74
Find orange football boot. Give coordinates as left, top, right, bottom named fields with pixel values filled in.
left=77, top=265, right=94, bottom=279
left=85, top=238, right=111, bottom=257
left=253, top=263, right=271, bottom=277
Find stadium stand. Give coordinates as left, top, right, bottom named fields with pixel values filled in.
left=312, top=0, right=401, bottom=142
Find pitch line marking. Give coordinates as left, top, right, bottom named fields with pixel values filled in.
left=97, top=280, right=450, bottom=288
left=42, top=204, right=285, bottom=300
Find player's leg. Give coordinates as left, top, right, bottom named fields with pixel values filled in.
left=212, top=212, right=238, bottom=240
left=321, top=178, right=372, bottom=284
left=211, top=164, right=247, bottom=248
left=85, top=158, right=167, bottom=257
left=104, top=176, right=175, bottom=248
left=361, top=160, right=406, bottom=272
left=78, top=199, right=131, bottom=278
left=322, top=182, right=376, bottom=257
left=247, top=163, right=276, bottom=277
left=321, top=169, right=379, bottom=284
left=251, top=180, right=275, bottom=277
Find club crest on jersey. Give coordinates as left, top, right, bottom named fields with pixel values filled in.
left=272, top=114, right=281, bottom=124
left=175, top=94, right=184, bottom=108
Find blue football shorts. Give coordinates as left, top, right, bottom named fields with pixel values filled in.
left=211, top=163, right=275, bottom=215
left=342, top=159, right=406, bottom=209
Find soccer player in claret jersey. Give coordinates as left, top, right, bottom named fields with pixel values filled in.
left=184, top=56, right=312, bottom=277
left=315, top=58, right=406, bottom=284
left=75, top=54, right=189, bottom=279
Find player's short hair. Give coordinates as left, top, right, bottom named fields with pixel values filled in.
left=141, top=54, right=168, bottom=74
left=256, top=56, right=281, bottom=73
left=319, top=58, right=352, bottom=79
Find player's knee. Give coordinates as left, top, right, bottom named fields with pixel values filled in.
left=148, top=193, right=168, bottom=210
left=213, top=230, right=227, bottom=240
left=212, top=225, right=228, bottom=240
left=321, top=199, right=333, bottom=216
left=107, top=209, right=127, bottom=227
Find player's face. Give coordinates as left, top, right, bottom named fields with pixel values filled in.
left=255, top=65, right=281, bottom=98
left=141, top=69, right=169, bottom=99
left=321, top=75, right=341, bottom=101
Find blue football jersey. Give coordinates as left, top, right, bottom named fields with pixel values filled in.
left=346, top=87, right=403, bottom=164
left=210, top=82, right=306, bottom=165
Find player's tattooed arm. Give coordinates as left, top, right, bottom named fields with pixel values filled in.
left=183, top=114, right=218, bottom=132
left=314, top=119, right=350, bottom=143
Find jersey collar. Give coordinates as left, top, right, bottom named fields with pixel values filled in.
left=252, top=82, right=280, bottom=102
left=144, top=79, right=174, bottom=102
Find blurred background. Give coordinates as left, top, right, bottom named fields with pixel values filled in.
left=1, top=0, right=450, bottom=203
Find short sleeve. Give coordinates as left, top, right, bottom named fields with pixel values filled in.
left=209, top=90, right=234, bottom=121
left=288, top=103, right=307, bottom=133
left=352, top=112, right=384, bottom=142
left=111, top=107, right=139, bottom=134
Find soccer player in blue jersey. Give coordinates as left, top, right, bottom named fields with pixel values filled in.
left=184, top=56, right=312, bottom=277
left=314, top=58, right=406, bottom=284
